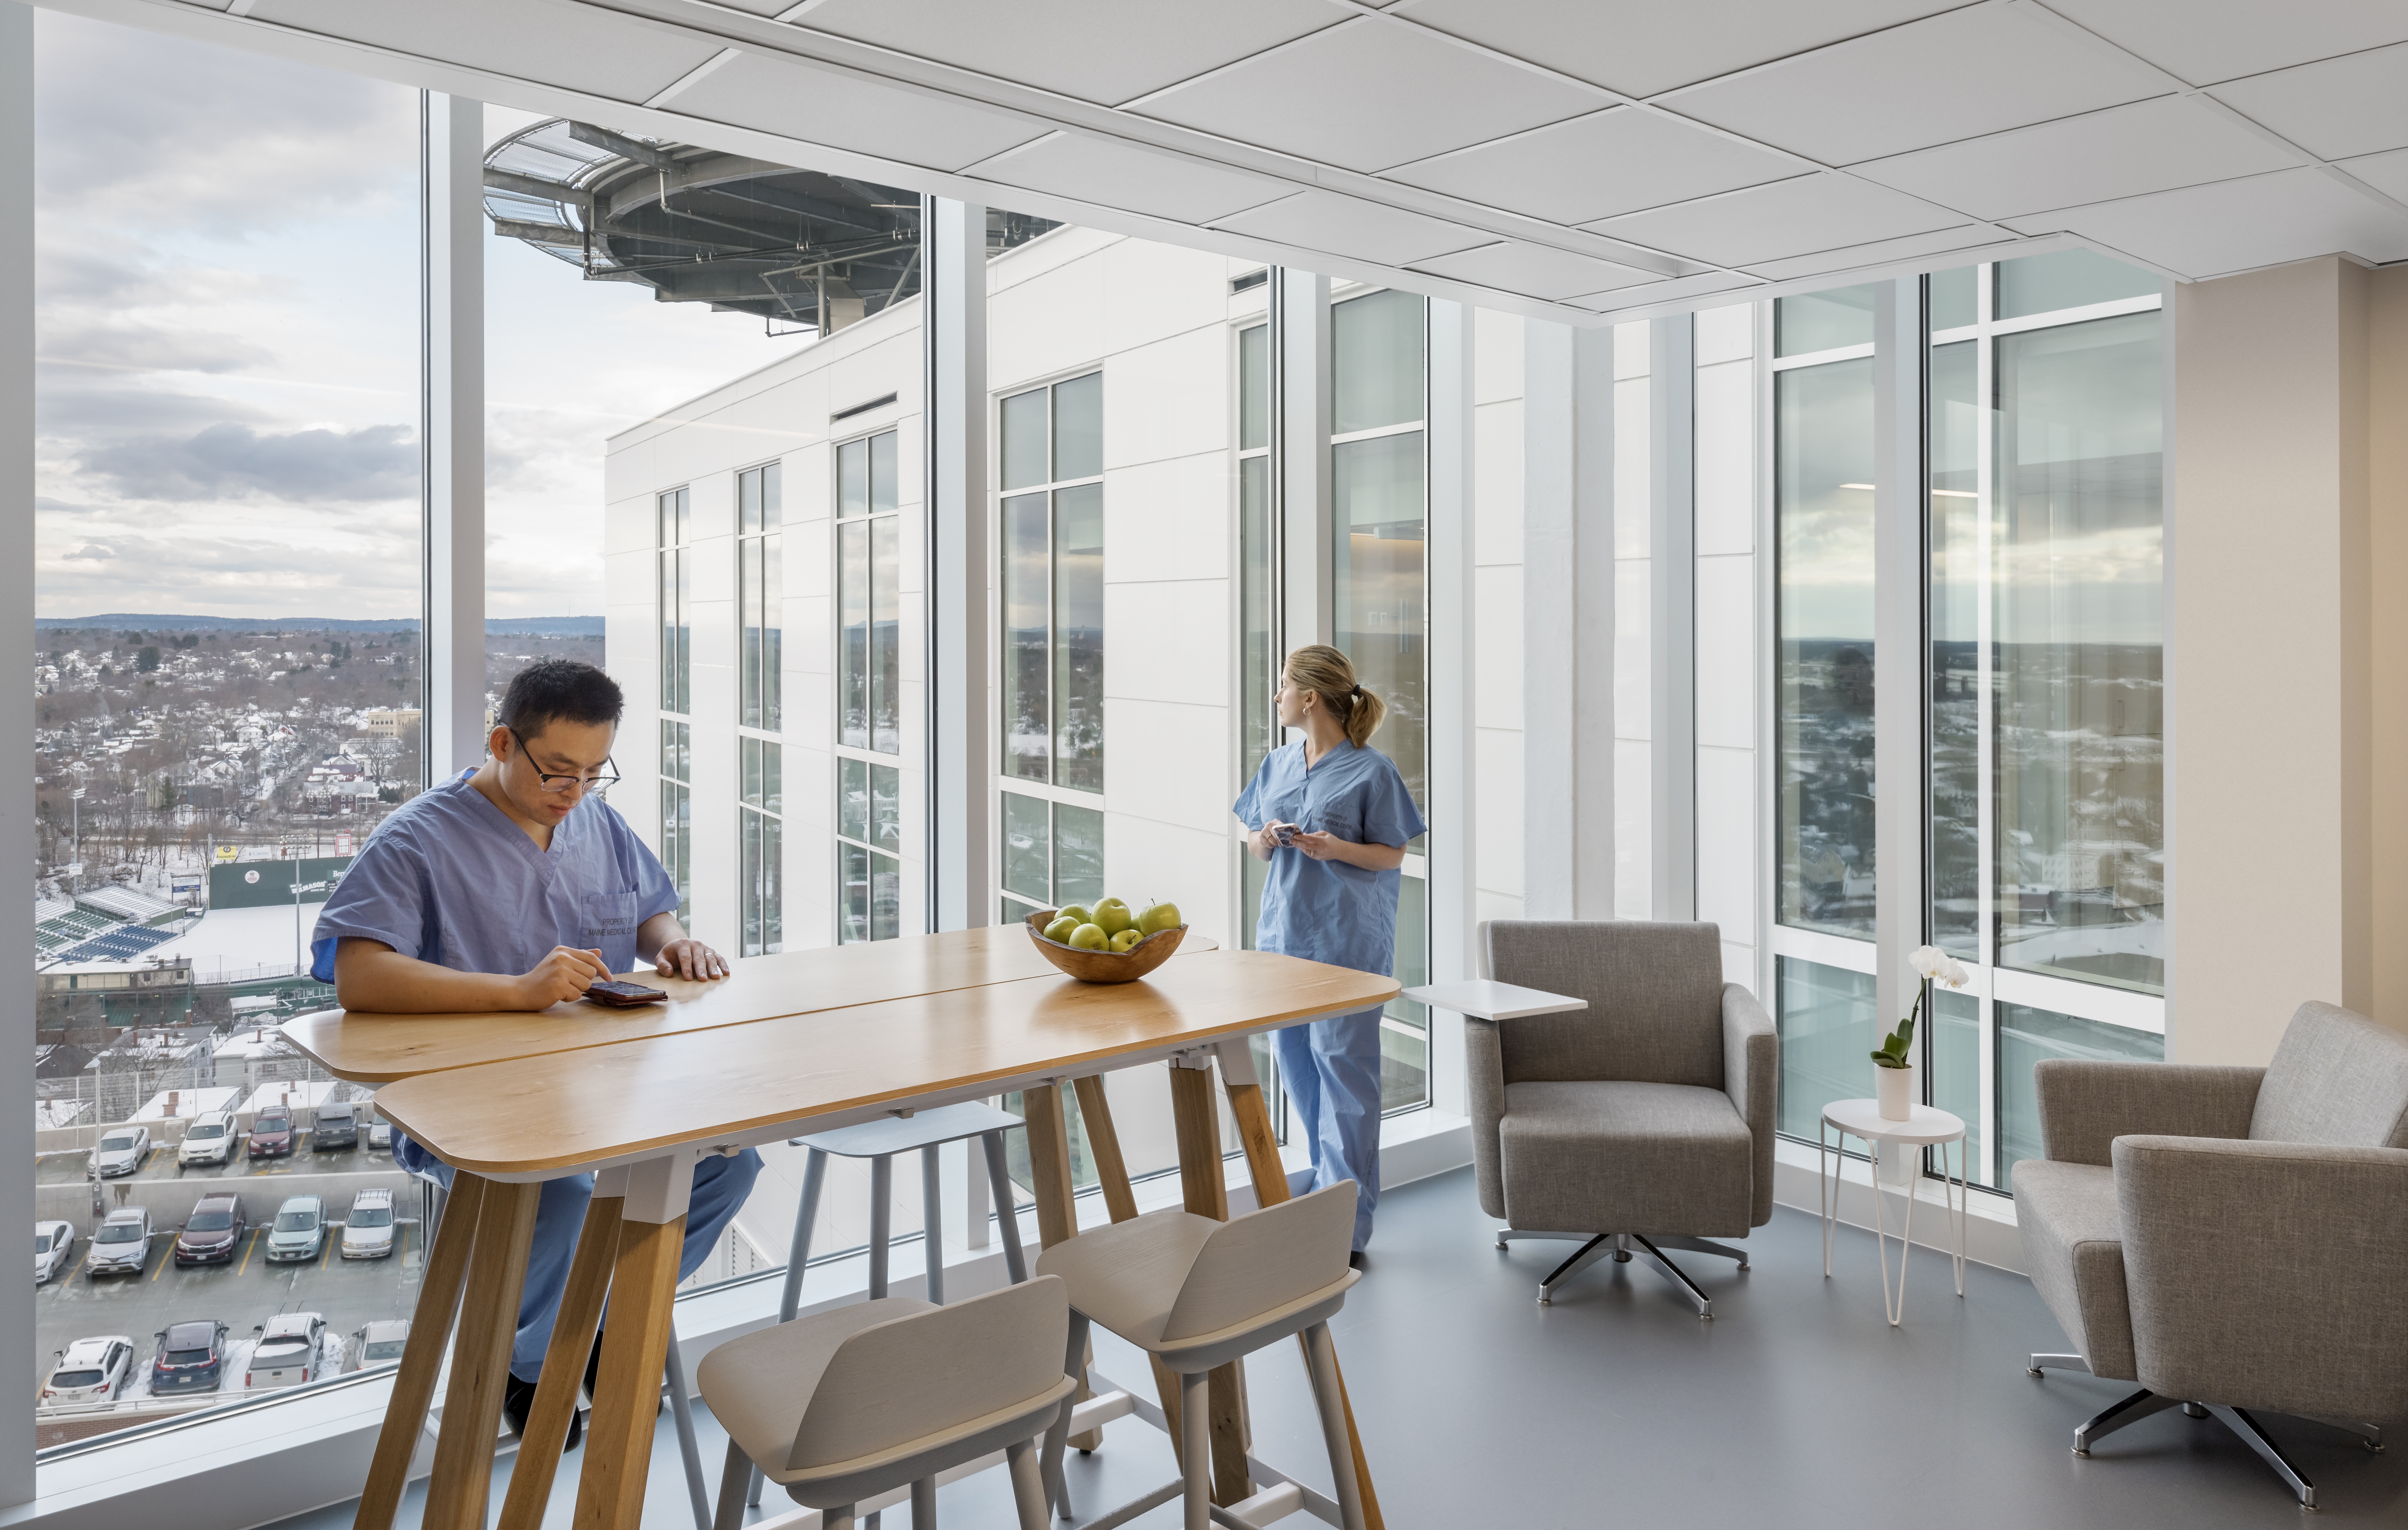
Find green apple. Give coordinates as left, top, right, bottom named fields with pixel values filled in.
left=1056, top=904, right=1093, bottom=929
left=1138, top=901, right=1181, bottom=936
left=1110, top=928, right=1143, bottom=953
left=1093, top=897, right=1135, bottom=937
left=1043, top=916, right=1079, bottom=944
left=1067, top=923, right=1110, bottom=951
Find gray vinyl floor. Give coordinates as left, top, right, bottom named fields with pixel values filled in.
left=272, top=1164, right=2408, bottom=1529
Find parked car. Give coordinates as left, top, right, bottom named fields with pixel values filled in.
left=367, top=1117, right=392, bottom=1151
left=247, top=1108, right=295, bottom=1159
left=338, top=1189, right=395, bottom=1260
left=244, top=1313, right=326, bottom=1390
left=42, top=1336, right=134, bottom=1404
left=150, top=1320, right=230, bottom=1394
left=92, top=1126, right=150, bottom=1179
left=36, top=1220, right=74, bottom=1284
left=344, top=1318, right=411, bottom=1373
left=85, top=1209, right=151, bottom=1279
left=312, top=1103, right=358, bottom=1152
left=173, top=1194, right=247, bottom=1267
left=178, top=1110, right=237, bottom=1168
left=263, top=1196, right=324, bottom=1263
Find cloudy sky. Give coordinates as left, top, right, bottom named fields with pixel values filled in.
left=32, top=9, right=813, bottom=621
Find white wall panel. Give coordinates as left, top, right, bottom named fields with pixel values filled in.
left=1101, top=579, right=1228, bottom=706
left=1694, top=359, right=1754, bottom=557
left=1105, top=452, right=1231, bottom=583
left=1614, top=738, right=1651, bottom=918
left=1694, top=554, right=1756, bottom=749
left=1473, top=565, right=1524, bottom=732
left=1101, top=697, right=1235, bottom=836
left=1473, top=400, right=1524, bottom=562
left=1102, top=324, right=1227, bottom=470
left=1696, top=744, right=1756, bottom=945
left=1101, top=811, right=1232, bottom=947
left=1695, top=302, right=1754, bottom=366
left=1475, top=726, right=1525, bottom=899
left=1614, top=559, right=1651, bottom=741
left=1612, top=377, right=1651, bottom=557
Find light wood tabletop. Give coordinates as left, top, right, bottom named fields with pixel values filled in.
left=283, top=925, right=1213, bottom=1083
left=371, top=948, right=1396, bottom=1177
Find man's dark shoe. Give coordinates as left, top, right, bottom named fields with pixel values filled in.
left=503, top=1371, right=584, bottom=1453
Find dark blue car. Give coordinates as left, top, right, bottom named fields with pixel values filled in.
left=151, top=1321, right=230, bottom=1394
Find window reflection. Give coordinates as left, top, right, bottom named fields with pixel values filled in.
left=1773, top=956, right=1878, bottom=1139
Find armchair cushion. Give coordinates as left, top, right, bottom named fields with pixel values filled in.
left=1499, top=1081, right=1754, bottom=1237
left=2010, top=1158, right=2137, bottom=1381
left=2250, top=1001, right=2408, bottom=1149
left=2032, top=1059, right=2263, bottom=1168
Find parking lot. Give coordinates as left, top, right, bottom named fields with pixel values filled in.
left=36, top=1132, right=424, bottom=1406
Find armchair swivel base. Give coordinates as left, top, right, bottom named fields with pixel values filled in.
left=1501, top=1228, right=1748, bottom=1315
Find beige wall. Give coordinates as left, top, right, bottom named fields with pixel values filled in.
left=2168, top=257, right=2404, bottom=1063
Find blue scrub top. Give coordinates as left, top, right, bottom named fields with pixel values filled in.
left=1232, top=740, right=1427, bottom=977
left=309, top=769, right=680, bottom=985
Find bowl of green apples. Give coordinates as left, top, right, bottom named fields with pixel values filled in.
left=1024, top=897, right=1187, bottom=983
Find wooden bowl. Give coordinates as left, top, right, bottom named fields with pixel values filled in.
left=1022, top=908, right=1187, bottom=983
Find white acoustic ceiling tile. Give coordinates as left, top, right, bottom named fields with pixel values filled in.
left=2044, top=0, right=2408, bottom=86
left=1384, top=107, right=1809, bottom=225
left=2003, top=166, right=2408, bottom=278
left=1586, top=175, right=1962, bottom=267
left=1568, top=272, right=1765, bottom=314
left=1666, top=5, right=2169, bottom=167
left=250, top=0, right=727, bottom=103
left=969, top=133, right=1297, bottom=224
left=2336, top=148, right=2408, bottom=204
left=1851, top=95, right=2302, bottom=220
left=2208, top=43, right=2408, bottom=162
left=1407, top=240, right=1658, bottom=301
left=689, top=51, right=1049, bottom=173
left=1392, top=0, right=1955, bottom=99
left=795, top=0, right=1343, bottom=107
left=1741, top=224, right=1998, bottom=282
left=1133, top=18, right=1602, bottom=175
left=1212, top=191, right=1496, bottom=267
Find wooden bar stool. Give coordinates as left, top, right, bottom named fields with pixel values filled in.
left=698, top=1277, right=1073, bottom=1530
left=1033, top=1182, right=1368, bottom=1530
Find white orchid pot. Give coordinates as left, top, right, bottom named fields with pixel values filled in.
left=1874, top=1064, right=1914, bottom=1122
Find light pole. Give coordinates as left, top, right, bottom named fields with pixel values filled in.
left=291, top=877, right=332, bottom=975
left=68, top=786, right=84, bottom=893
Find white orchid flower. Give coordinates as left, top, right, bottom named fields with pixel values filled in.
left=1909, top=944, right=1970, bottom=988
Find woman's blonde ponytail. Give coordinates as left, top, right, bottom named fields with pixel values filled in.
left=1284, top=644, right=1386, bottom=748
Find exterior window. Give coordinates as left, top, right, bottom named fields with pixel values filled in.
left=1238, top=321, right=1275, bottom=786
left=739, top=463, right=782, bottom=732
left=997, top=790, right=1103, bottom=925
left=660, top=719, right=691, bottom=926
left=1329, top=288, right=1429, bottom=1115
left=658, top=486, right=691, bottom=717
left=836, top=757, right=900, bottom=943
left=837, top=430, right=900, bottom=755
left=740, top=738, right=782, bottom=956
left=998, top=373, right=1104, bottom=790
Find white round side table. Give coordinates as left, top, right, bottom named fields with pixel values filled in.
left=1819, top=1099, right=1968, bottom=1327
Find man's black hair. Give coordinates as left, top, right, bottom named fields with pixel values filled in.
left=497, top=659, right=624, bottom=739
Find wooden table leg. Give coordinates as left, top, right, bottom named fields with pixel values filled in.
left=422, top=1178, right=543, bottom=1530
left=1022, top=1082, right=1103, bottom=1451
left=575, top=1184, right=688, bottom=1530
left=1168, top=1062, right=1254, bottom=1506
left=496, top=1188, right=623, bottom=1530
left=1220, top=1072, right=1386, bottom=1530
left=1073, top=1075, right=1201, bottom=1468
left=354, top=1173, right=487, bottom=1530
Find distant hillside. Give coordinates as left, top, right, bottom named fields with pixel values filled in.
left=35, top=614, right=606, bottom=636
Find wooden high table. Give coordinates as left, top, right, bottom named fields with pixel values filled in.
left=285, top=929, right=1396, bottom=1530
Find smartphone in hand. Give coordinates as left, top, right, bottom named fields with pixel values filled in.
left=585, top=979, right=669, bottom=1008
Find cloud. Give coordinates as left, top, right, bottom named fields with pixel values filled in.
left=35, top=387, right=272, bottom=437
left=78, top=422, right=419, bottom=504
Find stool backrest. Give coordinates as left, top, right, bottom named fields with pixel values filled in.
left=1161, top=1182, right=1355, bottom=1341
left=788, top=1274, right=1069, bottom=1472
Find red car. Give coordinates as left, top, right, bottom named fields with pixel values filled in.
left=247, top=1108, right=295, bottom=1159
left=174, top=1194, right=247, bottom=1266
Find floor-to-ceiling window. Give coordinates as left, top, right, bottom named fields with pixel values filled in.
left=737, top=463, right=782, bottom=954
left=995, top=371, right=1104, bottom=926
left=835, top=428, right=900, bottom=942
left=658, top=485, right=693, bottom=924
left=1330, top=288, right=1430, bottom=1114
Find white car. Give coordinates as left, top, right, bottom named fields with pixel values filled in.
left=367, top=1118, right=392, bottom=1151
left=93, top=1126, right=151, bottom=1179
left=178, top=1111, right=236, bottom=1168
left=35, top=1221, right=74, bottom=1284
left=344, top=1318, right=411, bottom=1373
left=85, top=1208, right=152, bottom=1279
left=43, top=1336, right=134, bottom=1404
left=339, top=1189, right=395, bottom=1260
left=244, top=1313, right=326, bottom=1391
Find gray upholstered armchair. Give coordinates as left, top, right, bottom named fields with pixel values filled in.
left=1472, top=920, right=1777, bottom=1316
left=2015, top=1001, right=2408, bottom=1508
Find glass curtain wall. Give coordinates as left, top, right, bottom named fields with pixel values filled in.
left=996, top=372, right=1104, bottom=924
left=658, top=486, right=694, bottom=923
left=737, top=464, right=782, bottom=952
left=835, top=429, right=900, bottom=941
left=1770, top=257, right=2166, bottom=1192
left=1329, top=289, right=1430, bottom=1114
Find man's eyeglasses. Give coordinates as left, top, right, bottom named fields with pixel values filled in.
left=506, top=728, right=619, bottom=795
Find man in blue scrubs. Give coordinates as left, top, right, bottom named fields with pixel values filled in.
left=312, top=659, right=759, bottom=1447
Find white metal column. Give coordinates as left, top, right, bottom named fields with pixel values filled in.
left=1426, top=300, right=1474, bottom=1109
left=924, top=197, right=989, bottom=931
left=1870, top=281, right=1928, bottom=1064
left=420, top=91, right=484, bottom=782
left=1, top=2, right=36, bottom=1509
left=1650, top=315, right=1697, bottom=919
left=1279, top=270, right=1331, bottom=658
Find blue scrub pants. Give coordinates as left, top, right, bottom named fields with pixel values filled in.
left=402, top=1140, right=763, bottom=1381
left=1272, top=1005, right=1383, bottom=1251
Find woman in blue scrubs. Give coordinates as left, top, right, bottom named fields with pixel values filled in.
left=1233, top=644, right=1426, bottom=1264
